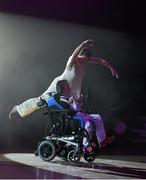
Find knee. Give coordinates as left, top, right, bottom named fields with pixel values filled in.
left=85, top=121, right=93, bottom=132
left=95, top=115, right=104, bottom=128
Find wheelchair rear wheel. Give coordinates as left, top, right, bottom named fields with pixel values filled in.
left=67, top=150, right=81, bottom=163
left=38, top=140, right=56, bottom=161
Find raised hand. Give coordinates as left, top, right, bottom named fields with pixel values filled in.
left=83, top=39, right=95, bottom=47
left=111, top=68, right=119, bottom=78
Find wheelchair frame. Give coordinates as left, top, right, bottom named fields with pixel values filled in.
left=35, top=98, right=97, bottom=163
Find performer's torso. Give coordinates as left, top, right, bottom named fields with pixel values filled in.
left=62, top=58, right=86, bottom=99
left=42, top=57, right=86, bottom=100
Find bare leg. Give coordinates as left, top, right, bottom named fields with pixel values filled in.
left=9, top=106, right=18, bottom=119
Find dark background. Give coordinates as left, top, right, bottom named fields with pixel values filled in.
left=0, top=0, right=146, bottom=34
left=0, top=0, right=146, bottom=153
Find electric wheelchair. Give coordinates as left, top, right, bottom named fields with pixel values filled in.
left=35, top=93, right=98, bottom=164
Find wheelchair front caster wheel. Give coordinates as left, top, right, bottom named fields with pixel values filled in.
left=67, top=150, right=81, bottom=163
left=38, top=140, right=56, bottom=161
left=84, top=151, right=96, bottom=162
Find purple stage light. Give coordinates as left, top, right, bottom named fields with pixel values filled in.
left=115, top=120, right=127, bottom=135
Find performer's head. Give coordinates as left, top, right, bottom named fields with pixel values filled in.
left=56, top=80, right=70, bottom=96
left=79, top=48, right=92, bottom=57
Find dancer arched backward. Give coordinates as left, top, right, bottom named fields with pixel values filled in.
left=9, top=39, right=119, bottom=119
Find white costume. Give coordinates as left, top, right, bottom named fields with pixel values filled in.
left=15, top=40, right=119, bottom=118
left=16, top=56, right=86, bottom=117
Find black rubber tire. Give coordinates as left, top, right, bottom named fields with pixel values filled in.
left=38, top=140, right=56, bottom=161
left=67, top=150, right=81, bottom=163
left=84, top=151, right=96, bottom=162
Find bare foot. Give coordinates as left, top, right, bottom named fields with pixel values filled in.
left=100, top=135, right=115, bottom=148
left=9, top=106, right=18, bottom=119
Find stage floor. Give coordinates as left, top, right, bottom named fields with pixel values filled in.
left=0, top=153, right=146, bottom=179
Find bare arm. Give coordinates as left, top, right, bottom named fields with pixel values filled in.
left=66, top=39, right=94, bottom=69
left=78, top=56, right=119, bottom=78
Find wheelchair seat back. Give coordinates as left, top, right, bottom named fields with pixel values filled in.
left=46, top=95, right=83, bottom=135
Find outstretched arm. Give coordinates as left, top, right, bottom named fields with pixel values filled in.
left=88, top=57, right=119, bottom=78
left=66, top=39, right=94, bottom=69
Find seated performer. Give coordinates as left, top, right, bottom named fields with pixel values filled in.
left=53, top=80, right=115, bottom=151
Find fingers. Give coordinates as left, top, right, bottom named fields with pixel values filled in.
left=113, top=69, right=119, bottom=79
left=111, top=68, right=119, bottom=79
left=115, top=73, right=119, bottom=78
left=111, top=69, right=119, bottom=79
left=87, top=39, right=95, bottom=43
left=113, top=71, right=119, bottom=79
left=87, top=39, right=95, bottom=47
left=83, top=39, right=95, bottom=47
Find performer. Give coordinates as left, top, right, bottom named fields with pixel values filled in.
left=52, top=80, right=115, bottom=150
left=9, top=39, right=118, bottom=119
